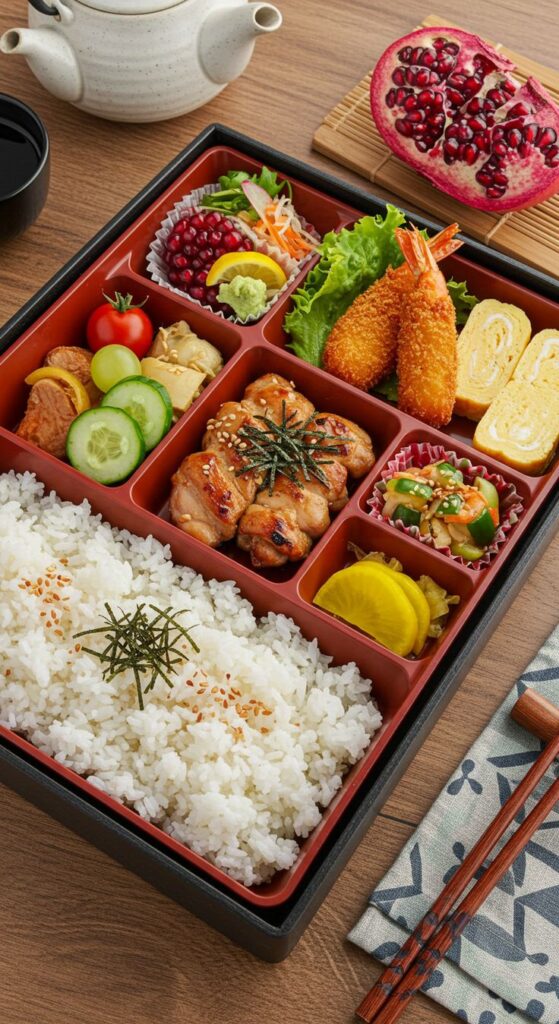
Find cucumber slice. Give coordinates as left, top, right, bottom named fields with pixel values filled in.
left=66, top=408, right=145, bottom=484
left=101, top=376, right=173, bottom=452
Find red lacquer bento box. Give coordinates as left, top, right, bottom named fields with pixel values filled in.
left=1, top=125, right=558, bottom=960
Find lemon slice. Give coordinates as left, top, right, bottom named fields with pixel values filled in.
left=206, top=251, right=287, bottom=290
left=314, top=561, right=418, bottom=657
left=357, top=563, right=430, bottom=655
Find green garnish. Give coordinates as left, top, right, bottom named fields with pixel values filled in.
left=200, top=167, right=291, bottom=219
left=73, top=602, right=199, bottom=710
left=236, top=400, right=342, bottom=495
left=447, top=278, right=479, bottom=325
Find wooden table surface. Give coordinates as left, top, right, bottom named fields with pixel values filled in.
left=0, top=1, right=557, bottom=1022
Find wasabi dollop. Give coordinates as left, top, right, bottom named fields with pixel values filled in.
left=218, top=275, right=268, bottom=321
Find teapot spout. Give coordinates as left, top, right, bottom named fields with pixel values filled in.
left=0, top=26, right=82, bottom=104
left=199, top=3, right=282, bottom=86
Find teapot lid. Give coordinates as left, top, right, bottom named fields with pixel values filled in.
left=77, top=0, right=185, bottom=14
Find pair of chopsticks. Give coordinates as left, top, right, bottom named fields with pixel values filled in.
left=356, top=695, right=559, bottom=1024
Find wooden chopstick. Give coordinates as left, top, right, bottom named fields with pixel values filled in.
left=357, top=731, right=559, bottom=1023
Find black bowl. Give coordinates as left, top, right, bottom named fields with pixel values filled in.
left=0, top=94, right=49, bottom=241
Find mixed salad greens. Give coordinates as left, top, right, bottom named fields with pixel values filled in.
left=200, top=167, right=292, bottom=221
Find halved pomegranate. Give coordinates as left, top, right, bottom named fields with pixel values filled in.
left=371, top=27, right=559, bottom=211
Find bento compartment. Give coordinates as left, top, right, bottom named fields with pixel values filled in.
left=298, top=513, right=474, bottom=666
left=126, top=145, right=357, bottom=282
left=128, top=345, right=392, bottom=582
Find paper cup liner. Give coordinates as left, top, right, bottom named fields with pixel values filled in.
left=368, top=442, right=524, bottom=569
left=146, top=184, right=319, bottom=325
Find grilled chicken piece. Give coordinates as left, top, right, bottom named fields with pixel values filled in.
left=44, top=345, right=102, bottom=405
left=242, top=373, right=314, bottom=424
left=309, top=413, right=375, bottom=478
left=17, top=378, right=77, bottom=458
left=202, top=401, right=263, bottom=504
left=256, top=474, right=330, bottom=539
left=237, top=504, right=312, bottom=567
left=296, top=459, right=349, bottom=512
left=170, top=451, right=248, bottom=546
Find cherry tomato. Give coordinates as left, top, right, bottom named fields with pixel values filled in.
left=86, top=291, right=153, bottom=358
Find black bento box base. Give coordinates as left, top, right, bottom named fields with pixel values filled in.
left=1, top=125, right=558, bottom=961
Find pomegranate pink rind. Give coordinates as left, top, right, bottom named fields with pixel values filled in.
left=147, top=184, right=316, bottom=324
left=370, top=26, right=559, bottom=212
left=368, top=441, right=524, bottom=569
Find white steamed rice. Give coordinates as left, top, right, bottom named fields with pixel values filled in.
left=0, top=471, right=381, bottom=885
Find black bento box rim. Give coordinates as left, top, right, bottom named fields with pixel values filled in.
left=1, top=124, right=558, bottom=961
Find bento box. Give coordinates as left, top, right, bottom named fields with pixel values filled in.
left=1, top=124, right=558, bottom=962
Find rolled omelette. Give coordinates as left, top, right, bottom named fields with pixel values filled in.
left=474, top=380, right=559, bottom=475
left=455, top=299, right=531, bottom=421
left=512, top=328, right=559, bottom=389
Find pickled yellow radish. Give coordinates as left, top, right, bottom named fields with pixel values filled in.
left=345, top=560, right=431, bottom=656
left=314, top=561, right=418, bottom=657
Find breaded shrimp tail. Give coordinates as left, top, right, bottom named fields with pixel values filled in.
left=322, top=224, right=462, bottom=392
left=396, top=227, right=458, bottom=429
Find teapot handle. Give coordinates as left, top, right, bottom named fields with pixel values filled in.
left=29, top=0, right=60, bottom=15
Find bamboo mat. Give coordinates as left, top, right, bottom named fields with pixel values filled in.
left=313, top=15, right=559, bottom=276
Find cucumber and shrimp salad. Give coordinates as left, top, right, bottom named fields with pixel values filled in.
left=382, top=460, right=500, bottom=562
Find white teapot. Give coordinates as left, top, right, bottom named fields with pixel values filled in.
left=0, top=0, right=282, bottom=123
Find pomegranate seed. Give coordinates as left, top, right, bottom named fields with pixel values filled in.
left=223, top=230, right=243, bottom=250
left=392, top=67, right=406, bottom=85
left=386, top=89, right=397, bottom=108
left=168, top=271, right=179, bottom=284
left=206, top=288, right=219, bottom=306
left=241, top=240, right=253, bottom=251
left=395, top=118, right=413, bottom=137
left=537, top=126, right=557, bottom=149
left=410, top=46, right=423, bottom=64
left=407, top=110, right=424, bottom=123
left=474, top=133, right=490, bottom=152
left=464, top=143, right=478, bottom=164
left=448, top=72, right=466, bottom=87
left=427, top=113, right=445, bottom=129
left=182, top=226, right=197, bottom=243
left=487, top=184, right=506, bottom=198
left=166, top=235, right=182, bottom=253
left=173, top=254, right=188, bottom=269
left=467, top=97, right=483, bottom=114
left=428, top=71, right=441, bottom=85
left=221, top=219, right=234, bottom=232
left=518, top=142, right=532, bottom=158
left=487, top=88, right=506, bottom=107
left=418, top=89, right=434, bottom=106
left=507, top=128, right=522, bottom=148
left=444, top=138, right=459, bottom=156
left=447, top=88, right=463, bottom=106
left=503, top=79, right=517, bottom=95
left=476, top=170, right=493, bottom=186
left=195, top=270, right=208, bottom=286
left=493, top=127, right=505, bottom=141
left=415, top=139, right=430, bottom=152
left=545, top=146, right=559, bottom=167
left=182, top=244, right=195, bottom=258
left=205, top=212, right=222, bottom=228
left=180, top=269, right=193, bottom=285
left=396, top=88, right=409, bottom=105
left=468, top=115, right=486, bottom=132
left=483, top=99, right=496, bottom=112
left=433, top=37, right=448, bottom=49
left=443, top=42, right=459, bottom=55
left=463, top=76, right=480, bottom=94
left=436, top=54, right=455, bottom=76
left=493, top=141, right=508, bottom=157
left=458, top=123, right=473, bottom=141
left=405, top=67, right=417, bottom=85
left=523, top=123, right=539, bottom=143
left=190, top=213, right=205, bottom=230
left=208, top=230, right=223, bottom=247
left=415, top=68, right=431, bottom=87
left=198, top=248, right=213, bottom=264
left=214, top=247, right=226, bottom=258
left=432, top=92, right=444, bottom=108
left=404, top=95, right=418, bottom=111
left=446, top=124, right=460, bottom=139
left=421, top=48, right=437, bottom=67
left=194, top=230, right=208, bottom=247
left=189, top=286, right=206, bottom=302
left=191, top=258, right=202, bottom=271
left=398, top=46, right=413, bottom=63
left=493, top=172, right=509, bottom=186
left=507, top=101, right=531, bottom=118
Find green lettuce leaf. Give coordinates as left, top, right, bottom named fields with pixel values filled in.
left=201, top=166, right=290, bottom=218
left=284, top=205, right=408, bottom=366
left=373, top=372, right=399, bottom=403
left=447, top=278, right=479, bottom=325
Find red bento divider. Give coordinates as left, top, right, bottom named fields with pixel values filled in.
left=0, top=142, right=558, bottom=910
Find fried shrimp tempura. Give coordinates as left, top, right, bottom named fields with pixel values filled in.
left=321, top=224, right=461, bottom=392
left=396, top=227, right=458, bottom=428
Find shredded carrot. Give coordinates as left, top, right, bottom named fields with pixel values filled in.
left=252, top=200, right=317, bottom=260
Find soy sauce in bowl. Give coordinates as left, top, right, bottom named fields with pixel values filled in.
left=0, top=95, right=49, bottom=240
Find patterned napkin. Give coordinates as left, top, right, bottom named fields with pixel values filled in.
left=349, top=625, right=559, bottom=1024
